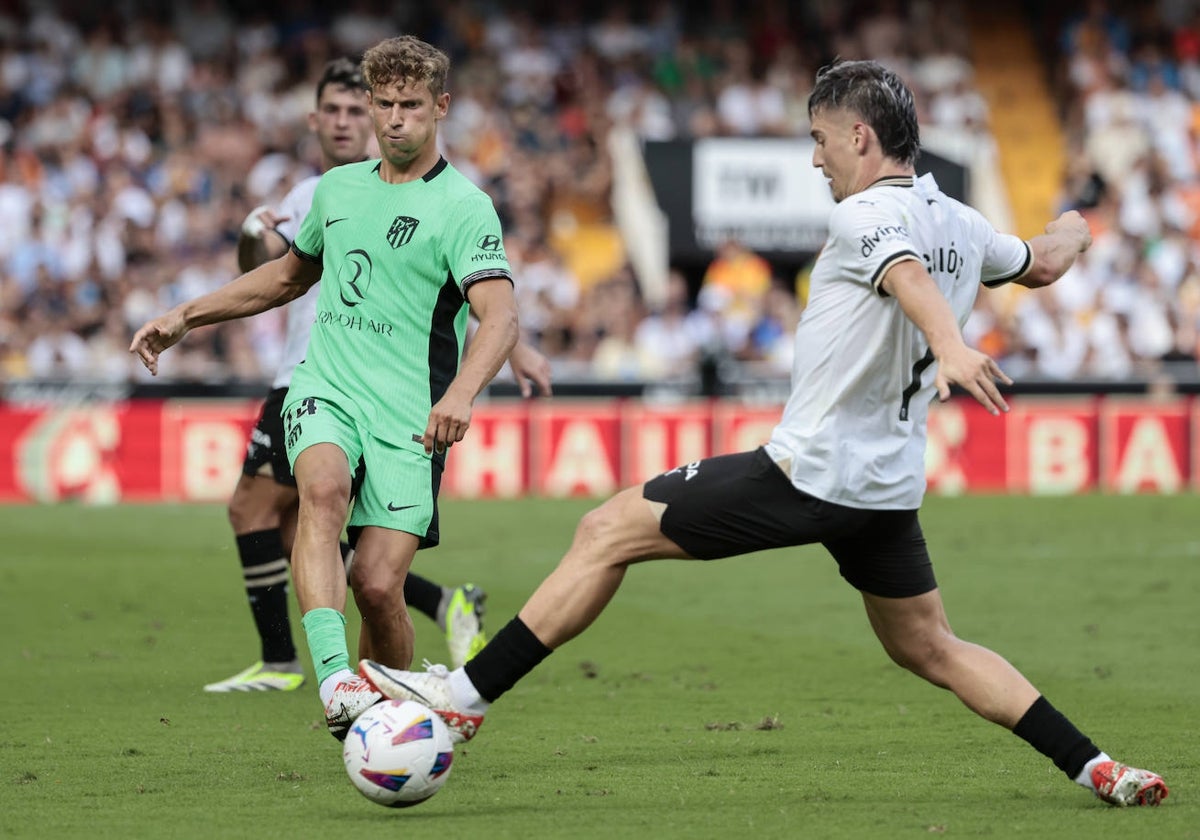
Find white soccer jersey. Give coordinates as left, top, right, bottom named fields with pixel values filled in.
left=764, top=173, right=1031, bottom=509
left=270, top=175, right=319, bottom=389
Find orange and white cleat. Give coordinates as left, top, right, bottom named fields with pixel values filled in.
left=323, top=674, right=381, bottom=742
left=359, top=659, right=483, bottom=745
left=1091, top=761, right=1169, bottom=807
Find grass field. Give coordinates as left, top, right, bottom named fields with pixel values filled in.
left=0, top=495, right=1196, bottom=839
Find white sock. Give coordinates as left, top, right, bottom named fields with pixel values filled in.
left=318, top=668, right=356, bottom=707
left=448, top=667, right=490, bottom=715
left=1074, top=752, right=1112, bottom=789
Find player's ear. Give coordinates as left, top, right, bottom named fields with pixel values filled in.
left=307, top=110, right=318, bottom=133
left=853, top=121, right=869, bottom=153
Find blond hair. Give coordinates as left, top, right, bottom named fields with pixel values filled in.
left=362, top=36, right=450, bottom=98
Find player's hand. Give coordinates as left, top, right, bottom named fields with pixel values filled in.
left=129, top=311, right=188, bottom=376
left=1045, top=210, right=1092, bottom=253
left=241, top=205, right=291, bottom=239
left=508, top=341, right=552, bottom=398
left=934, top=345, right=1012, bottom=416
left=423, top=389, right=473, bottom=454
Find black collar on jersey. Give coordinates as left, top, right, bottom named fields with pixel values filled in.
left=370, top=156, right=449, bottom=182
left=866, top=175, right=915, bottom=190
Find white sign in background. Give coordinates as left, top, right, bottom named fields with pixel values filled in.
left=692, top=138, right=836, bottom=251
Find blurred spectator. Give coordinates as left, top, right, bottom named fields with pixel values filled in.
left=512, top=236, right=581, bottom=357
left=8, top=0, right=1167, bottom=393
left=698, top=238, right=773, bottom=355
left=742, top=279, right=801, bottom=373
left=633, top=269, right=710, bottom=380
left=714, top=45, right=789, bottom=136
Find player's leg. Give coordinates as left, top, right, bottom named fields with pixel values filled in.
left=861, top=586, right=1041, bottom=724
left=349, top=526, right=419, bottom=668
left=285, top=397, right=380, bottom=739
left=361, top=482, right=676, bottom=742
left=517, top=485, right=679, bottom=646
left=347, top=437, right=447, bottom=667
left=847, top=513, right=1167, bottom=806
left=361, top=449, right=804, bottom=743
left=862, top=588, right=1167, bottom=804
left=205, top=388, right=304, bottom=693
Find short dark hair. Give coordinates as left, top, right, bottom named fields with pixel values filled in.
left=808, top=60, right=920, bottom=166
left=316, top=57, right=366, bottom=104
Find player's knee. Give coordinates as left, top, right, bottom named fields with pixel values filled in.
left=299, top=475, right=350, bottom=518
left=226, top=497, right=243, bottom=529
left=226, top=480, right=260, bottom=533
left=574, top=505, right=616, bottom=549
left=888, top=634, right=955, bottom=685
left=353, top=571, right=405, bottom=618
left=573, top=498, right=640, bottom=566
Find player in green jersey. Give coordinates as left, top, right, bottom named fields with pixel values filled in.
left=131, top=35, right=524, bottom=740
left=208, top=58, right=548, bottom=695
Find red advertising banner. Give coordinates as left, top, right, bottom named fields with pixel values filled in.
left=712, top=402, right=780, bottom=456
left=443, top=403, right=531, bottom=499
left=926, top=400, right=1009, bottom=494
left=621, top=401, right=714, bottom=485
left=0, top=396, right=1196, bottom=503
left=529, top=402, right=623, bottom=498
left=1193, top=400, right=1200, bottom=492
left=161, top=400, right=260, bottom=501
left=1099, top=399, right=1190, bottom=493
left=1005, top=399, right=1100, bottom=494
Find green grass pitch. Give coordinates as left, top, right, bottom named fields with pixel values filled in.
left=0, top=495, right=1196, bottom=839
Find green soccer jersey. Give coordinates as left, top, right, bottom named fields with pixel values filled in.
left=289, top=157, right=512, bottom=452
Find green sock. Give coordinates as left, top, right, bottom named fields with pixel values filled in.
left=301, top=608, right=349, bottom=685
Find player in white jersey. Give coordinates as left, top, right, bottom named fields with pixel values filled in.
left=361, top=60, right=1167, bottom=807
left=206, top=58, right=550, bottom=694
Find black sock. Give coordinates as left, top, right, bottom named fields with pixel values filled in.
left=236, top=529, right=295, bottom=663
left=463, top=617, right=552, bottom=702
left=403, top=572, right=443, bottom=623
left=1012, top=695, right=1102, bottom=779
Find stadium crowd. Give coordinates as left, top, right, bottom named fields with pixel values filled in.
left=1, top=0, right=1196, bottom=387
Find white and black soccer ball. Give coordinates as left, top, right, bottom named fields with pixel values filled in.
left=343, top=699, right=455, bottom=808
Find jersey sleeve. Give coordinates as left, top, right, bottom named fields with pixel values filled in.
left=977, top=216, right=1033, bottom=288
left=290, top=175, right=326, bottom=265
left=827, top=196, right=922, bottom=297
left=445, top=193, right=513, bottom=294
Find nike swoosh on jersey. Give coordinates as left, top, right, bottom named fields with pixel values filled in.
left=325, top=217, right=348, bottom=227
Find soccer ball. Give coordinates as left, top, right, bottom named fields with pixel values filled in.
left=343, top=699, right=455, bottom=808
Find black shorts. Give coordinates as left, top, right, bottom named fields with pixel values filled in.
left=241, top=387, right=296, bottom=486
left=642, top=447, right=936, bottom=598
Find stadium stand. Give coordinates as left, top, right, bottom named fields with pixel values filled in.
left=1, top=1, right=1195, bottom=393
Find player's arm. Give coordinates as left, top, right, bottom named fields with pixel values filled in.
left=508, top=340, right=552, bottom=397
left=466, top=314, right=552, bottom=397
left=880, top=259, right=1012, bottom=415
left=421, top=278, right=520, bottom=453
left=1013, top=210, right=1092, bottom=289
left=236, top=205, right=293, bottom=272
left=129, top=251, right=321, bottom=375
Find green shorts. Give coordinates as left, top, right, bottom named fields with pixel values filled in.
left=283, top=395, right=442, bottom=548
